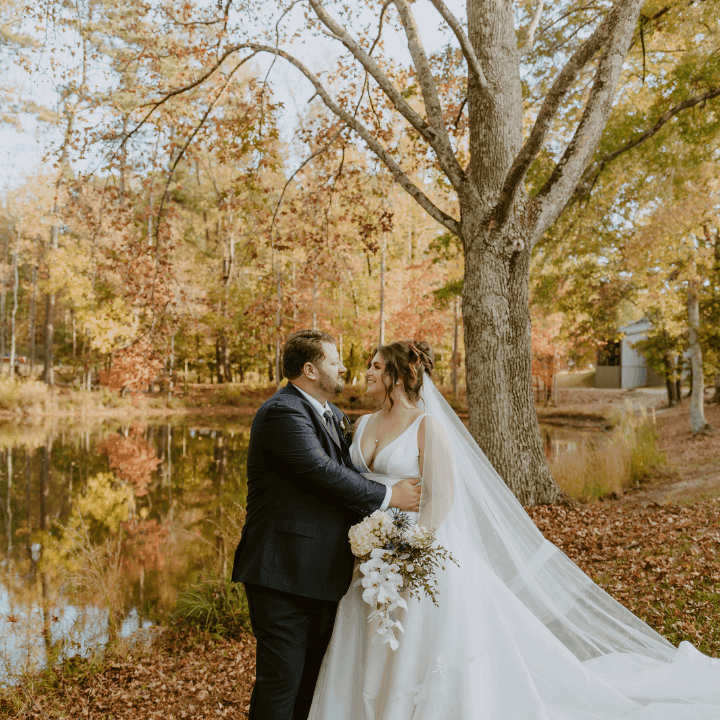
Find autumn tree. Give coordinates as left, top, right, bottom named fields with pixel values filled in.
left=130, top=0, right=720, bottom=504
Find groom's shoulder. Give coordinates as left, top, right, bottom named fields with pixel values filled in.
left=257, top=384, right=309, bottom=416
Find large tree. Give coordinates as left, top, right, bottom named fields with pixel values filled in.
left=36, top=0, right=720, bottom=504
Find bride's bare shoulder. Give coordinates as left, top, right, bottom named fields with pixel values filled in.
left=353, top=411, right=377, bottom=436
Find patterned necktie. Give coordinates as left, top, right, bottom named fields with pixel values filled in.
left=323, top=409, right=341, bottom=445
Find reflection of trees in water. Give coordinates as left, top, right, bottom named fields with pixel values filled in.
left=0, top=419, right=251, bottom=676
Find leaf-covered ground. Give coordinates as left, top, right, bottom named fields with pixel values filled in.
left=4, top=496, right=720, bottom=719
left=528, top=499, right=720, bottom=656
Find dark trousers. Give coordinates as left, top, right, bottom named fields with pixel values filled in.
left=244, top=583, right=339, bottom=720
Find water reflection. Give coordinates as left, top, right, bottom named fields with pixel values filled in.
left=0, top=415, right=600, bottom=680
left=0, top=417, right=251, bottom=680
left=539, top=422, right=601, bottom=461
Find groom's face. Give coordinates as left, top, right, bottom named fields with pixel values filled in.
left=314, top=342, right=346, bottom=396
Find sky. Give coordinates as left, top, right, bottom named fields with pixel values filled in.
left=0, top=0, right=459, bottom=185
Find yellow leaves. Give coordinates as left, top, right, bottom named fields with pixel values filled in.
left=72, top=472, right=132, bottom=534
left=77, top=298, right=138, bottom=355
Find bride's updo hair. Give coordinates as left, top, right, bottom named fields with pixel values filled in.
left=372, top=339, right=434, bottom=409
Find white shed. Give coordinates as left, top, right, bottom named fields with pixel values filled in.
left=595, top=318, right=665, bottom=389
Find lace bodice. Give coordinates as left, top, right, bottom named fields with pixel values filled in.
left=350, top=413, right=426, bottom=483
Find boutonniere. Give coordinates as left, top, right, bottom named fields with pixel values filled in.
left=339, top=415, right=353, bottom=445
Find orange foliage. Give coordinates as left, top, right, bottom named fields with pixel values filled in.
left=99, top=339, right=167, bottom=392
left=121, top=518, right=170, bottom=573
left=97, top=423, right=161, bottom=497
left=531, top=311, right=567, bottom=398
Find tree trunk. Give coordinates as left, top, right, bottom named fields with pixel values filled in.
left=452, top=295, right=460, bottom=399
left=462, top=230, right=569, bottom=506
left=663, top=352, right=677, bottom=407
left=43, top=293, right=54, bottom=385
left=0, top=229, right=7, bottom=376
left=675, top=355, right=683, bottom=403
left=215, top=336, right=223, bottom=384
left=9, top=230, right=18, bottom=380
left=713, top=374, right=720, bottom=404
left=28, top=260, right=37, bottom=375
left=687, top=282, right=710, bottom=435
left=379, top=235, right=386, bottom=346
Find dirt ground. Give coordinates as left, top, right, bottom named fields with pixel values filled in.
left=622, top=400, right=720, bottom=506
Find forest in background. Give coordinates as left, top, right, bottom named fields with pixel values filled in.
left=0, top=1, right=718, bottom=499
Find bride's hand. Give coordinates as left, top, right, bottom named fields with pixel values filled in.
left=389, top=477, right=421, bottom=512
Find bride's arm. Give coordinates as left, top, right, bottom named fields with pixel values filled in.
left=417, top=416, right=455, bottom=529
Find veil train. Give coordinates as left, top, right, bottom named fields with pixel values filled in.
left=418, top=373, right=720, bottom=708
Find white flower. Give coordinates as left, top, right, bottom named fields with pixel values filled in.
left=406, top=563, right=415, bottom=573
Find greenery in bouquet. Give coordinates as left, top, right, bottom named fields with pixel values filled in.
left=348, top=509, right=458, bottom=650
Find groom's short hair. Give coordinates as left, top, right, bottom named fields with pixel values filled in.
left=282, top=330, right=336, bottom=379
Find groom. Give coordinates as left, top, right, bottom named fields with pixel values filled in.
left=232, top=330, right=420, bottom=720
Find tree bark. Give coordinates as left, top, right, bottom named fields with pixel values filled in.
left=463, top=226, right=568, bottom=505
left=663, top=351, right=677, bottom=407
left=43, top=293, right=54, bottom=385
left=379, top=236, right=386, bottom=346
left=452, top=295, right=460, bottom=399
left=0, top=228, right=7, bottom=376
left=9, top=229, right=19, bottom=380
left=28, top=258, right=38, bottom=375
left=687, top=281, right=711, bottom=435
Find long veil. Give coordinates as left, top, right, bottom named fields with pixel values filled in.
left=418, top=373, right=681, bottom=665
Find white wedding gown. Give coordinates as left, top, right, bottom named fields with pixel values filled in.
left=309, top=383, right=720, bottom=720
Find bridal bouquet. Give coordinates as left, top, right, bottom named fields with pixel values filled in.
left=348, top=509, right=457, bottom=650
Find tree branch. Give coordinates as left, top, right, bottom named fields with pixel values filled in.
left=495, top=3, right=622, bottom=217
left=576, top=86, right=720, bottom=196
left=155, top=53, right=258, bottom=242
left=306, top=0, right=433, bottom=147
left=392, top=0, right=465, bottom=189
left=246, top=42, right=460, bottom=235
left=122, top=44, right=249, bottom=148
left=534, top=0, right=644, bottom=238
left=520, top=0, right=545, bottom=56
left=426, top=0, right=488, bottom=89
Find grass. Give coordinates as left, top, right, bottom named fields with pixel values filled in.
left=549, top=408, right=665, bottom=501
left=172, top=574, right=250, bottom=638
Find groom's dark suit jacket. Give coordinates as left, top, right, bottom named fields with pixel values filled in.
left=232, top=382, right=387, bottom=601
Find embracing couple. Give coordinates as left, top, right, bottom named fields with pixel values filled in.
left=233, top=330, right=720, bottom=720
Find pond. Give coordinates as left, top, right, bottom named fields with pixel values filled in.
left=0, top=412, right=602, bottom=681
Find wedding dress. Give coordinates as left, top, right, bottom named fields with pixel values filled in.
left=309, top=376, right=720, bottom=719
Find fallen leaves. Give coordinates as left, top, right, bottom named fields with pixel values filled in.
left=4, top=497, right=720, bottom=718
left=527, top=496, right=720, bottom=656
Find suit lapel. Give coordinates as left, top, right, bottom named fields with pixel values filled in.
left=283, top=383, right=344, bottom=452
left=329, top=405, right=351, bottom=453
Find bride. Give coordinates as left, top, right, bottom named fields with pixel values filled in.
left=309, top=339, right=720, bottom=719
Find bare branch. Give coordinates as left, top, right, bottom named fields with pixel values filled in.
left=495, top=4, right=621, bottom=213
left=269, top=126, right=345, bottom=233
left=576, top=86, right=720, bottom=195
left=520, top=0, right=545, bottom=56
left=534, top=0, right=644, bottom=238
left=392, top=0, right=466, bottom=189
left=426, top=0, right=488, bottom=88
left=306, top=0, right=433, bottom=146
left=155, top=53, right=258, bottom=241
left=369, top=0, right=394, bottom=56
left=246, top=42, right=460, bottom=234
left=122, top=44, right=249, bottom=148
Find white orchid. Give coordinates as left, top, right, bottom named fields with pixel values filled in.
left=349, top=508, right=457, bottom=651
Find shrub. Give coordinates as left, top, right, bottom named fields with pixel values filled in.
left=172, top=574, right=250, bottom=637
left=549, top=409, right=665, bottom=502
left=0, top=377, right=50, bottom=412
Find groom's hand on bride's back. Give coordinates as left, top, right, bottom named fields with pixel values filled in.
left=390, top=478, right=421, bottom=512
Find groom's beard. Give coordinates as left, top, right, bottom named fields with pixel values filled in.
left=318, top=369, right=344, bottom=395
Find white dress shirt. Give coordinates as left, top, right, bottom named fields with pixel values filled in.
left=289, top=382, right=391, bottom=511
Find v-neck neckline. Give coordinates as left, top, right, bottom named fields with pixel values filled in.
left=357, top=413, right=425, bottom=472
